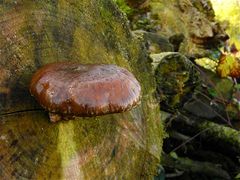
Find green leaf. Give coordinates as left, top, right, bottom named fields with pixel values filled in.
left=235, top=173, right=240, bottom=179
left=208, top=88, right=218, bottom=97
left=169, top=152, right=178, bottom=159
left=234, top=84, right=240, bottom=90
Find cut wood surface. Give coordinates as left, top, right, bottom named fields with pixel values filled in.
left=0, top=1, right=163, bottom=179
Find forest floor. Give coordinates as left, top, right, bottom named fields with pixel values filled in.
left=116, top=0, right=240, bottom=179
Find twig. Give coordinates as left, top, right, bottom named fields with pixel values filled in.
left=170, top=127, right=210, bottom=153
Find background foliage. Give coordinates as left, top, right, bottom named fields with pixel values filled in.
left=211, top=0, right=240, bottom=48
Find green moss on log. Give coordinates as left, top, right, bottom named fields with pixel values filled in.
left=0, top=0, right=163, bottom=179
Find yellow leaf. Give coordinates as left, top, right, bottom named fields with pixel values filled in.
left=216, top=53, right=236, bottom=77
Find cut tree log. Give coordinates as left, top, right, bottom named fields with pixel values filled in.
left=0, top=1, right=163, bottom=179
left=151, top=52, right=200, bottom=111
left=172, top=113, right=240, bottom=158
left=162, top=153, right=231, bottom=180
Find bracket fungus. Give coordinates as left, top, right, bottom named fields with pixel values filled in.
left=29, top=62, right=141, bottom=122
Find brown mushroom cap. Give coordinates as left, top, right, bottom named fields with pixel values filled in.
left=30, top=62, right=141, bottom=120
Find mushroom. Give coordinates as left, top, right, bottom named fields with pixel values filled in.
left=29, top=62, right=141, bottom=122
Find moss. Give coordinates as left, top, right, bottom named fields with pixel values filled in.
left=112, top=0, right=134, bottom=16
left=153, top=53, right=200, bottom=110
left=199, top=121, right=240, bottom=150
left=150, top=1, right=187, bottom=36
left=0, top=0, right=163, bottom=179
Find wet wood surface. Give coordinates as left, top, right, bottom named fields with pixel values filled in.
left=0, top=1, right=163, bottom=179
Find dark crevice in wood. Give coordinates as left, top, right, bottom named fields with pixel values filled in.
left=0, top=108, right=44, bottom=117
